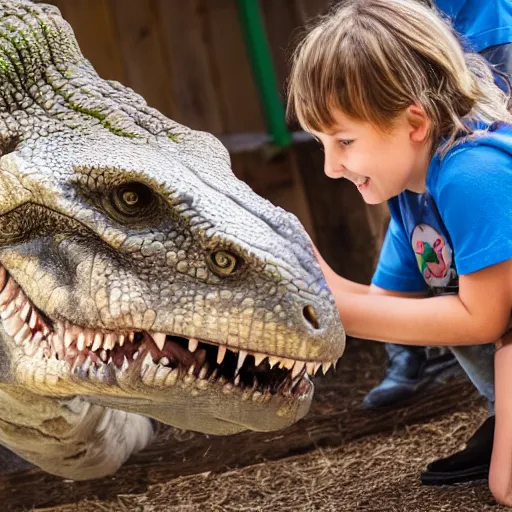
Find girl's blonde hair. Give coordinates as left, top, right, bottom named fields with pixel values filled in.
left=287, top=0, right=512, bottom=152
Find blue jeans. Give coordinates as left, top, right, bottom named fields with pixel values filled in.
left=450, top=344, right=495, bottom=413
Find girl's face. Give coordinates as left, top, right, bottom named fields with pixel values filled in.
left=311, top=108, right=432, bottom=204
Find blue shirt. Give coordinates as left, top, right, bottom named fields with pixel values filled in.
left=372, top=123, right=512, bottom=294
left=435, top=0, right=512, bottom=51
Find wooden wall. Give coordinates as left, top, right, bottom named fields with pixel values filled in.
left=48, top=0, right=333, bottom=135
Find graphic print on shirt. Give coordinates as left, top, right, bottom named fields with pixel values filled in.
left=411, top=223, right=457, bottom=288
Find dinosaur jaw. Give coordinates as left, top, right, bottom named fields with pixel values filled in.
left=0, top=263, right=336, bottom=433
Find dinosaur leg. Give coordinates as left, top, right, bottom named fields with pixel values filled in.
left=0, top=389, right=155, bottom=480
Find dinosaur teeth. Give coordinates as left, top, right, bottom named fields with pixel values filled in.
left=76, top=332, right=86, bottom=351
left=103, top=333, right=115, bottom=351
left=188, top=338, right=198, bottom=353
left=253, top=353, right=266, bottom=366
left=322, top=362, right=332, bottom=375
left=64, top=328, right=74, bottom=348
left=152, top=332, right=166, bottom=351
left=92, top=333, right=103, bottom=351
left=216, top=345, right=227, bottom=365
left=19, top=302, right=31, bottom=322
left=0, top=278, right=18, bottom=307
left=268, top=357, right=280, bottom=369
left=29, top=311, right=37, bottom=329
left=234, top=350, right=248, bottom=376
left=292, top=361, right=305, bottom=379
left=282, top=358, right=295, bottom=371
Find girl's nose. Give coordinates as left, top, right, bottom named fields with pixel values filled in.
left=323, top=147, right=344, bottom=179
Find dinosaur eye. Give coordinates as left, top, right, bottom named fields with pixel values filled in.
left=108, top=182, right=156, bottom=220
left=209, top=250, right=243, bottom=276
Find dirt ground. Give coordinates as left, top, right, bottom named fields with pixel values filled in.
left=28, top=341, right=503, bottom=512
left=38, top=408, right=501, bottom=512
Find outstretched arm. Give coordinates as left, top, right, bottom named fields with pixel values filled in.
left=318, top=247, right=512, bottom=346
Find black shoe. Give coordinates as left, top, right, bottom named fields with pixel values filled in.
left=361, top=345, right=459, bottom=409
left=420, top=415, right=494, bottom=485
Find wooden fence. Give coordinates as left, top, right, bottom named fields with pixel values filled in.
left=48, top=0, right=333, bottom=135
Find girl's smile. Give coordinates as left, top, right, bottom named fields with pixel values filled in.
left=312, top=107, right=432, bottom=204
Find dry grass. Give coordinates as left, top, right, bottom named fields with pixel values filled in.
left=40, top=406, right=504, bottom=512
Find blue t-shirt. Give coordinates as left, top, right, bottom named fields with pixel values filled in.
left=435, top=0, right=512, bottom=51
left=372, top=123, right=512, bottom=294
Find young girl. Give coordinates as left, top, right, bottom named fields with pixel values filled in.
left=287, top=0, right=512, bottom=506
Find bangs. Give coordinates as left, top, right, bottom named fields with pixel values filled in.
left=287, top=26, right=355, bottom=133
left=287, top=16, right=398, bottom=133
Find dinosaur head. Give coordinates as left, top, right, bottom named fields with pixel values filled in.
left=0, top=0, right=345, bottom=437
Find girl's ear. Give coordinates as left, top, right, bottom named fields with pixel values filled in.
left=406, top=104, right=430, bottom=142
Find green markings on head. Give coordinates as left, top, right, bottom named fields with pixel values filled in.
left=167, top=133, right=181, bottom=143
left=66, top=102, right=142, bottom=139
left=0, top=57, right=10, bottom=74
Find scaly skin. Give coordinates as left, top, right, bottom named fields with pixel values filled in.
left=0, top=0, right=345, bottom=480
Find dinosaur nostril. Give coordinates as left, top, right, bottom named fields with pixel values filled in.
left=303, top=305, right=320, bottom=330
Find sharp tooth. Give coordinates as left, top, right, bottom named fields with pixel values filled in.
left=292, top=361, right=305, bottom=379
left=314, top=362, right=322, bottom=375
left=282, top=358, right=295, bottom=370
left=322, top=362, right=332, bottom=375
left=64, top=329, right=74, bottom=349
left=118, top=334, right=125, bottom=347
left=188, top=364, right=195, bottom=375
left=14, top=324, right=31, bottom=345
left=234, top=374, right=240, bottom=386
left=92, top=333, right=103, bottom=351
left=19, top=302, right=31, bottom=322
left=0, top=279, right=18, bottom=307
left=152, top=332, right=166, bottom=351
left=306, top=362, right=316, bottom=376
left=268, top=356, right=280, bottom=369
left=103, top=333, right=114, bottom=351
left=0, top=266, right=6, bottom=291
left=236, top=350, right=248, bottom=375
left=29, top=311, right=37, bottom=329
left=216, top=345, right=227, bottom=365
left=84, top=329, right=94, bottom=347
left=253, top=352, right=266, bottom=366
left=188, top=338, right=198, bottom=353
left=76, top=332, right=86, bottom=351
left=128, top=332, right=135, bottom=342
left=199, top=365, right=208, bottom=379
left=160, top=357, right=170, bottom=366
left=1, top=296, right=19, bottom=319
left=100, top=350, right=107, bottom=361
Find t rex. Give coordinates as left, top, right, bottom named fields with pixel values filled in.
left=0, top=0, right=345, bottom=480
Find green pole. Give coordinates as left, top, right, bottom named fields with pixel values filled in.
left=235, top=0, right=292, bottom=147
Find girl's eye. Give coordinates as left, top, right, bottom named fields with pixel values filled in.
left=339, top=139, right=354, bottom=147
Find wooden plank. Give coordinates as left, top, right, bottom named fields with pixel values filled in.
left=0, top=342, right=473, bottom=511
left=109, top=0, right=176, bottom=119
left=48, top=0, right=125, bottom=83
left=294, top=0, right=334, bottom=25
left=155, top=0, right=224, bottom=134
left=204, top=0, right=265, bottom=134
left=260, top=0, right=303, bottom=100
